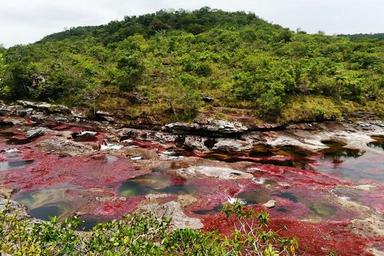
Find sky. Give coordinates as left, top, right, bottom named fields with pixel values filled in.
left=1, top=0, right=383, bottom=47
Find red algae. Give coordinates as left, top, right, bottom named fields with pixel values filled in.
left=3, top=152, right=149, bottom=191
left=203, top=213, right=372, bottom=256
left=250, top=164, right=352, bottom=188
left=270, top=218, right=371, bottom=256
left=93, top=197, right=145, bottom=218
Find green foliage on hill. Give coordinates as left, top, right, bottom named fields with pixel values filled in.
left=341, top=33, right=384, bottom=40
left=1, top=8, right=383, bottom=123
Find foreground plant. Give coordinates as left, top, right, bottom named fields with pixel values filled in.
left=222, top=200, right=298, bottom=255
left=0, top=200, right=298, bottom=255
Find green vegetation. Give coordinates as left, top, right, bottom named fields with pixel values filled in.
left=1, top=200, right=298, bottom=255
left=0, top=8, right=383, bottom=123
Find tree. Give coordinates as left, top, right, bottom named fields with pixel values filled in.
left=114, top=53, right=145, bottom=91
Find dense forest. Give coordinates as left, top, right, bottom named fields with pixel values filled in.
left=0, top=8, right=383, bottom=124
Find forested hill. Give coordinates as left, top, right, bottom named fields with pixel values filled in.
left=341, top=33, right=384, bottom=41
left=1, top=8, right=383, bottom=125
left=41, top=8, right=272, bottom=44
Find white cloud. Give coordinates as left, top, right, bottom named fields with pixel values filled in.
left=0, top=0, right=383, bottom=47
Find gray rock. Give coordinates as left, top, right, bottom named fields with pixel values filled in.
left=165, top=119, right=248, bottom=137
left=263, top=200, right=276, bottom=208
left=0, top=198, right=29, bottom=219
left=16, top=108, right=33, bottom=117
left=202, top=96, right=214, bottom=103
left=38, top=137, right=95, bottom=156
left=95, top=111, right=115, bottom=122
left=0, top=187, right=15, bottom=199
left=72, top=131, right=98, bottom=141
left=139, top=201, right=203, bottom=229
left=212, top=138, right=253, bottom=152
left=175, top=166, right=253, bottom=180
left=26, top=128, right=46, bottom=139
left=184, top=136, right=208, bottom=151
left=17, top=100, right=71, bottom=115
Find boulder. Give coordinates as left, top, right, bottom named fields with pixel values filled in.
left=202, top=95, right=214, bottom=103
left=26, top=128, right=47, bottom=139
left=0, top=187, right=15, bottom=199
left=139, top=200, right=203, bottom=229
left=212, top=138, right=253, bottom=152
left=165, top=119, right=248, bottom=137
left=17, top=100, right=71, bottom=115
left=95, top=111, right=115, bottom=122
left=37, top=137, right=95, bottom=156
left=72, top=131, right=98, bottom=141
left=175, top=166, right=253, bottom=180
left=0, top=198, right=29, bottom=219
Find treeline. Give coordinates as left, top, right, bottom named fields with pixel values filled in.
left=0, top=8, right=383, bottom=123
left=341, top=33, right=384, bottom=40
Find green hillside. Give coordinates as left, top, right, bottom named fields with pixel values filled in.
left=1, top=8, right=384, bottom=124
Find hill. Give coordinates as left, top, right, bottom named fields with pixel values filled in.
left=1, top=8, right=384, bottom=125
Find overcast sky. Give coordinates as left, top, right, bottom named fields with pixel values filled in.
left=1, top=0, right=383, bottom=47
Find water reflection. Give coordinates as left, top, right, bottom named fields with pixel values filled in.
left=368, top=135, right=384, bottom=151
left=118, top=171, right=196, bottom=197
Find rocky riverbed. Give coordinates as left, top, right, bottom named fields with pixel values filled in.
left=1, top=100, right=384, bottom=255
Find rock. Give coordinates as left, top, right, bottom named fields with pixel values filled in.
left=0, top=198, right=28, bottom=219
left=37, top=137, right=95, bottom=156
left=16, top=108, right=33, bottom=117
left=212, top=138, right=253, bottom=152
left=26, top=128, right=46, bottom=139
left=267, top=135, right=326, bottom=152
left=17, top=100, right=71, bottom=115
left=368, top=248, right=384, bottom=256
left=227, top=197, right=246, bottom=205
left=354, top=184, right=376, bottom=191
left=0, top=119, right=14, bottom=128
left=0, top=187, right=15, bottom=199
left=138, top=201, right=203, bottom=229
left=71, top=108, right=88, bottom=119
left=178, top=194, right=198, bottom=207
left=160, top=150, right=183, bottom=160
left=121, top=147, right=159, bottom=160
left=263, top=200, right=276, bottom=208
left=184, top=136, right=208, bottom=151
left=202, top=96, right=214, bottom=103
left=175, top=166, right=253, bottom=180
left=72, top=131, right=98, bottom=141
left=100, top=143, right=123, bottom=151
left=351, top=214, right=384, bottom=238
left=95, top=111, right=115, bottom=122
left=164, top=119, right=248, bottom=137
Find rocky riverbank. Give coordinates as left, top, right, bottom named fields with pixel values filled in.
left=1, top=100, right=384, bottom=255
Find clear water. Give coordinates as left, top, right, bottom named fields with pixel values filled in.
left=118, top=171, right=196, bottom=197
